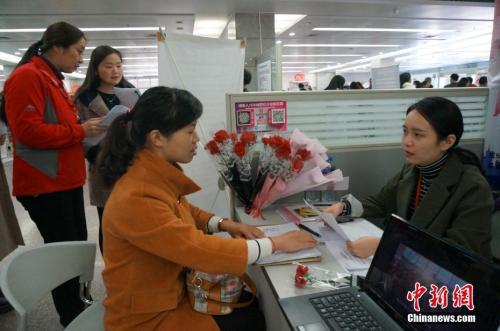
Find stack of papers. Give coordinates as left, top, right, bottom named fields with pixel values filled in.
left=256, top=223, right=322, bottom=265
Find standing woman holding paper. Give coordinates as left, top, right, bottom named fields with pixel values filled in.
left=1, top=22, right=106, bottom=326
left=74, top=45, right=135, bottom=254
left=325, top=97, right=493, bottom=259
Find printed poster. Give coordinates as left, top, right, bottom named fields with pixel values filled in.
left=235, top=101, right=287, bottom=133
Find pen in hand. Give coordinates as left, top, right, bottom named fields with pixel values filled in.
left=298, top=223, right=321, bottom=238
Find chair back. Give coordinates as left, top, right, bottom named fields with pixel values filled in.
left=0, top=241, right=96, bottom=331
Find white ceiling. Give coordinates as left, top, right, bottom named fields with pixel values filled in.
left=0, top=0, right=495, bottom=77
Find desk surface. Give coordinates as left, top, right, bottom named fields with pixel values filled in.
left=236, top=205, right=349, bottom=300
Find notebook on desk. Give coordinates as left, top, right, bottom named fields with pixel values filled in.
left=257, top=223, right=322, bottom=265
left=280, top=214, right=500, bottom=331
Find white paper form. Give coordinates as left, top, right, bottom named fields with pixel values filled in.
left=83, top=105, right=129, bottom=146
left=325, top=238, right=372, bottom=271
left=257, top=223, right=322, bottom=265
left=113, top=87, right=141, bottom=109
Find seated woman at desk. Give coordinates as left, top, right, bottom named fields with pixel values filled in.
left=98, top=86, right=318, bottom=331
left=326, top=96, right=493, bottom=259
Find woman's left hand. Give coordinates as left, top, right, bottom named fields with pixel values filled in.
left=219, top=220, right=265, bottom=239
left=346, top=236, right=381, bottom=258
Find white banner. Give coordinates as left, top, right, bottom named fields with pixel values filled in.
left=158, top=34, right=245, bottom=216
left=483, top=4, right=500, bottom=190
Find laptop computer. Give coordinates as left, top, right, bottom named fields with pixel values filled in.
left=280, top=214, right=500, bottom=331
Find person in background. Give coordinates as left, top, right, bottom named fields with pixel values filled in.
left=0, top=22, right=106, bottom=327
left=99, top=86, right=317, bottom=331
left=325, top=75, right=345, bottom=90
left=445, top=73, right=459, bottom=88
left=467, top=77, right=477, bottom=87
left=413, top=80, right=423, bottom=88
left=400, top=72, right=414, bottom=89
left=422, top=77, right=433, bottom=88
left=243, top=69, right=252, bottom=92
left=350, top=81, right=364, bottom=90
left=74, top=45, right=135, bottom=255
left=479, top=76, right=488, bottom=87
left=325, top=97, right=493, bottom=260
left=457, top=77, right=469, bottom=87
left=0, top=113, right=24, bottom=315
left=298, top=82, right=307, bottom=91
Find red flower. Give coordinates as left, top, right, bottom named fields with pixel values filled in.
left=292, top=156, right=304, bottom=173
left=269, top=136, right=286, bottom=149
left=230, top=133, right=238, bottom=142
left=214, top=130, right=230, bottom=143
left=234, top=141, right=246, bottom=158
left=205, top=140, right=220, bottom=154
left=296, top=148, right=311, bottom=161
left=240, top=132, right=256, bottom=145
left=262, top=137, right=271, bottom=146
left=276, top=141, right=291, bottom=160
left=295, top=275, right=307, bottom=288
left=296, top=264, right=309, bottom=276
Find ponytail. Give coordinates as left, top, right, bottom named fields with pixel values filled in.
left=452, top=147, right=486, bottom=177
left=97, top=112, right=137, bottom=187
left=16, top=40, right=43, bottom=69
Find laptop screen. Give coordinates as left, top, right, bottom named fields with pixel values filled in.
left=363, top=215, right=500, bottom=330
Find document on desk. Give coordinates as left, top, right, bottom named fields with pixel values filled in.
left=325, top=239, right=372, bottom=272
left=303, top=200, right=382, bottom=241
left=256, top=223, right=322, bottom=265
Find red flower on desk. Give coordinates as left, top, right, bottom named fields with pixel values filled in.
left=295, top=264, right=313, bottom=288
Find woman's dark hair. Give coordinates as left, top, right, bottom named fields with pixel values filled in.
left=325, top=75, right=345, bottom=90
left=457, top=77, right=469, bottom=87
left=98, top=86, right=203, bottom=186
left=406, top=96, right=484, bottom=175
left=0, top=22, right=85, bottom=125
left=74, top=45, right=134, bottom=102
left=17, top=22, right=85, bottom=69
left=400, top=72, right=411, bottom=87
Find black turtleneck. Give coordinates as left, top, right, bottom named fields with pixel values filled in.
left=408, top=153, right=449, bottom=217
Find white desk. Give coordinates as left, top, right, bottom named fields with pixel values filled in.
left=236, top=206, right=350, bottom=331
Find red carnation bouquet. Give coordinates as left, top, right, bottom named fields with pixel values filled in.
left=205, top=129, right=343, bottom=216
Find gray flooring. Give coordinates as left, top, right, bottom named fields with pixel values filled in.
left=0, top=161, right=106, bottom=331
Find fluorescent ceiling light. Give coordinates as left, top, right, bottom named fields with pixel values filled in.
left=313, top=27, right=455, bottom=33
left=275, top=14, right=306, bottom=36
left=193, top=17, right=227, bottom=38
left=283, top=61, right=336, bottom=64
left=20, top=45, right=157, bottom=51
left=0, top=51, right=21, bottom=64
left=311, top=29, right=492, bottom=74
left=0, top=27, right=161, bottom=33
left=276, top=40, right=282, bottom=44
left=82, top=56, right=158, bottom=61
left=284, top=44, right=399, bottom=48
left=282, top=66, right=317, bottom=69
left=283, top=54, right=363, bottom=57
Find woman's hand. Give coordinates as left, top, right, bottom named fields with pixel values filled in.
left=82, top=117, right=107, bottom=138
left=346, top=236, right=381, bottom=258
left=271, top=231, right=318, bottom=253
left=219, top=220, right=264, bottom=239
left=324, top=202, right=344, bottom=217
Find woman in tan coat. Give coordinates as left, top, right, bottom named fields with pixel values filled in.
left=74, top=45, right=135, bottom=254
left=98, top=86, right=317, bottom=330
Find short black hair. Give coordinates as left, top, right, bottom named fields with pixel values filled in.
left=479, top=76, right=487, bottom=86
left=450, top=73, right=459, bottom=82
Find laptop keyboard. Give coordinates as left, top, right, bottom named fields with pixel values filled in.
left=310, top=292, right=383, bottom=331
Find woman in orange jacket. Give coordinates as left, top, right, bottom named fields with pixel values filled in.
left=99, top=86, right=318, bottom=330
left=1, top=22, right=106, bottom=326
